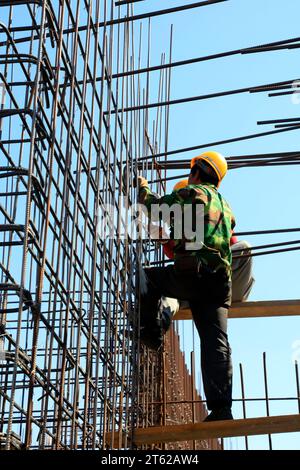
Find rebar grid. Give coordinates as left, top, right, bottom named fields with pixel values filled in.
left=0, top=0, right=220, bottom=451
left=0, top=0, right=156, bottom=450
left=0, top=0, right=299, bottom=452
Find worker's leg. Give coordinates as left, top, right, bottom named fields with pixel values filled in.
left=139, top=266, right=195, bottom=349
left=138, top=271, right=162, bottom=349
left=231, top=240, right=255, bottom=302
left=189, top=300, right=232, bottom=411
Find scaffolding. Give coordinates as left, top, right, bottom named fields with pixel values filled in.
left=0, top=0, right=300, bottom=451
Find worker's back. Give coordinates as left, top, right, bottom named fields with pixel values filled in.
left=173, top=183, right=235, bottom=273
left=139, top=182, right=235, bottom=275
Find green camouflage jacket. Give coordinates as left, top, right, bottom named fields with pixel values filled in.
left=139, top=183, right=235, bottom=276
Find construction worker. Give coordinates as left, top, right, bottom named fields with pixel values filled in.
left=137, top=151, right=235, bottom=421
left=161, top=179, right=255, bottom=303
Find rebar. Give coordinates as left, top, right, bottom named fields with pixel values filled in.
left=0, top=0, right=299, bottom=452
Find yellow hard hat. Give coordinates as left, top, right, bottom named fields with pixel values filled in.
left=173, top=179, right=189, bottom=191
left=190, top=151, right=228, bottom=186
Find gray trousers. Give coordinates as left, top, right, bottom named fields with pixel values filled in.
left=231, top=240, right=255, bottom=303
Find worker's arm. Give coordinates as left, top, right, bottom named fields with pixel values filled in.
left=230, top=210, right=237, bottom=245
left=149, top=221, right=175, bottom=259
left=231, top=214, right=236, bottom=232
left=230, top=233, right=238, bottom=245
left=162, top=240, right=175, bottom=259
left=137, top=177, right=177, bottom=217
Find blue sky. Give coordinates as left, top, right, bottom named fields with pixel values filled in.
left=1, top=0, right=299, bottom=450
left=125, top=0, right=300, bottom=449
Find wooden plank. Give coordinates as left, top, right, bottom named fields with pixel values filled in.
left=104, top=431, right=127, bottom=449
left=132, top=414, right=300, bottom=445
left=174, top=300, right=300, bottom=321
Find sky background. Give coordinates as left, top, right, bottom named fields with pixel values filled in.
left=1, top=0, right=299, bottom=450
left=126, top=0, right=300, bottom=450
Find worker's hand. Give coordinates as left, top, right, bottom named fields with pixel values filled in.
left=149, top=223, right=169, bottom=242
left=137, top=176, right=148, bottom=189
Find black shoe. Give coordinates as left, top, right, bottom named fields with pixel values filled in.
left=203, top=407, right=233, bottom=422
